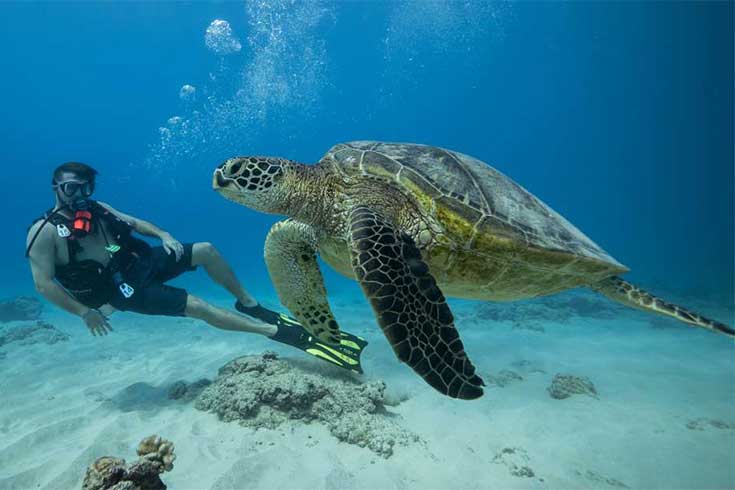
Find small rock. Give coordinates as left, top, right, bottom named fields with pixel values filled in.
left=686, top=418, right=735, bottom=431
left=167, top=381, right=188, bottom=401
left=547, top=374, right=598, bottom=400
left=167, top=379, right=212, bottom=402
left=509, top=360, right=546, bottom=375
left=486, top=370, right=524, bottom=388
left=512, top=466, right=535, bottom=478
left=0, top=320, right=69, bottom=347
left=0, top=296, right=42, bottom=323
left=576, top=469, right=629, bottom=488
left=492, top=446, right=536, bottom=479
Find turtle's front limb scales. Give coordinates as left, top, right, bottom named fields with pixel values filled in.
left=348, top=205, right=485, bottom=399
left=264, top=219, right=342, bottom=345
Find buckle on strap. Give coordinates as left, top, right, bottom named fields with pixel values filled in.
left=56, top=224, right=71, bottom=237
left=119, top=282, right=135, bottom=298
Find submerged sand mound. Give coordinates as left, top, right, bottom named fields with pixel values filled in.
left=195, top=351, right=418, bottom=457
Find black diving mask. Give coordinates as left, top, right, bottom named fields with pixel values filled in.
left=54, top=179, right=94, bottom=198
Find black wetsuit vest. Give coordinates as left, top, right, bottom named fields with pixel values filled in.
left=30, top=201, right=151, bottom=308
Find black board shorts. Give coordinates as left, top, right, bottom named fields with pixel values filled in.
left=109, top=243, right=197, bottom=317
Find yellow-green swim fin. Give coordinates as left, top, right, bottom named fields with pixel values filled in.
left=236, top=301, right=368, bottom=374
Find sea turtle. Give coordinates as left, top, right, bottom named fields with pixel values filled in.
left=212, top=141, right=734, bottom=400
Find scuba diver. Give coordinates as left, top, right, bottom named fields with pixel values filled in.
left=25, top=162, right=366, bottom=373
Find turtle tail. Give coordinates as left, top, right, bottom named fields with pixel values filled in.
left=590, top=276, right=734, bottom=338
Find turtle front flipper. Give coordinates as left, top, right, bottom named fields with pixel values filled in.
left=348, top=205, right=484, bottom=400
left=264, top=219, right=342, bottom=345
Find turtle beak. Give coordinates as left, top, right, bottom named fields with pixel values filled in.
left=212, top=167, right=232, bottom=191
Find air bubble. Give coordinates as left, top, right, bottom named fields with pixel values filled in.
left=179, top=84, right=196, bottom=101
left=205, top=19, right=242, bottom=55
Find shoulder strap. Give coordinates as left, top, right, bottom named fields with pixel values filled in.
left=28, top=208, right=56, bottom=231
left=43, top=208, right=78, bottom=262
left=47, top=210, right=70, bottom=226
left=91, top=201, right=134, bottom=237
left=25, top=206, right=73, bottom=259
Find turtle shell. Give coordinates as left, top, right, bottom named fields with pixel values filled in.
left=322, top=141, right=626, bottom=270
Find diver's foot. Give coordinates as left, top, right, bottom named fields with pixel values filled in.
left=270, top=321, right=312, bottom=348
left=235, top=301, right=280, bottom=325
left=235, top=301, right=312, bottom=346
left=266, top=320, right=364, bottom=373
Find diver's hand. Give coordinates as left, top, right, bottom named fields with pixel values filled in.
left=82, top=308, right=113, bottom=336
left=161, top=233, right=184, bottom=261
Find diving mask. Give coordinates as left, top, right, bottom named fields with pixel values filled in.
left=54, top=179, right=94, bottom=198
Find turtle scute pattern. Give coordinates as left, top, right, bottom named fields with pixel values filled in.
left=220, top=156, right=285, bottom=191
left=349, top=205, right=484, bottom=399
left=327, top=141, right=622, bottom=265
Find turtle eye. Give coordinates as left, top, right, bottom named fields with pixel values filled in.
left=229, top=161, right=242, bottom=175
left=222, top=158, right=246, bottom=178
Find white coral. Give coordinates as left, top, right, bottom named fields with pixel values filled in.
left=137, top=435, right=176, bottom=472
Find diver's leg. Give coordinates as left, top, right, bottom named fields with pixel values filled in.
left=191, top=242, right=257, bottom=306
left=184, top=294, right=276, bottom=336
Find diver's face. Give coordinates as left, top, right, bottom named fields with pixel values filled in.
left=54, top=171, right=94, bottom=204
left=212, top=157, right=286, bottom=213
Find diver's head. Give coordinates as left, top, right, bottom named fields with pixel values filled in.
left=52, top=162, right=97, bottom=208
left=213, top=156, right=295, bottom=214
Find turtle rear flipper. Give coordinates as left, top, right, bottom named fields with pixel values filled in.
left=349, top=205, right=484, bottom=400
left=591, top=276, right=735, bottom=338
left=264, top=219, right=342, bottom=345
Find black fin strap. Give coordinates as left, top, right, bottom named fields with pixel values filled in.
left=235, top=301, right=280, bottom=324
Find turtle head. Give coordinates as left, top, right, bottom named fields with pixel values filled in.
left=213, top=156, right=296, bottom=214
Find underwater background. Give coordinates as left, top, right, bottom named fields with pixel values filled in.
left=2, top=1, right=733, bottom=302
left=1, top=2, right=733, bottom=489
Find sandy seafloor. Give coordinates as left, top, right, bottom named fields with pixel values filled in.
left=1, top=283, right=733, bottom=490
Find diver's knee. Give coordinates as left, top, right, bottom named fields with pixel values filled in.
left=184, top=295, right=208, bottom=317
left=192, top=242, right=218, bottom=265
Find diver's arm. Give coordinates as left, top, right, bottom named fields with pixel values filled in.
left=96, top=201, right=171, bottom=239
left=26, top=222, right=88, bottom=318
left=97, top=202, right=184, bottom=260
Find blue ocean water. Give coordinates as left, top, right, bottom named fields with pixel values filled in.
left=1, top=2, right=733, bottom=489
left=2, top=1, right=732, bottom=301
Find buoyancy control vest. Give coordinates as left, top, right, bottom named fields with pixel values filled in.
left=27, top=201, right=151, bottom=308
